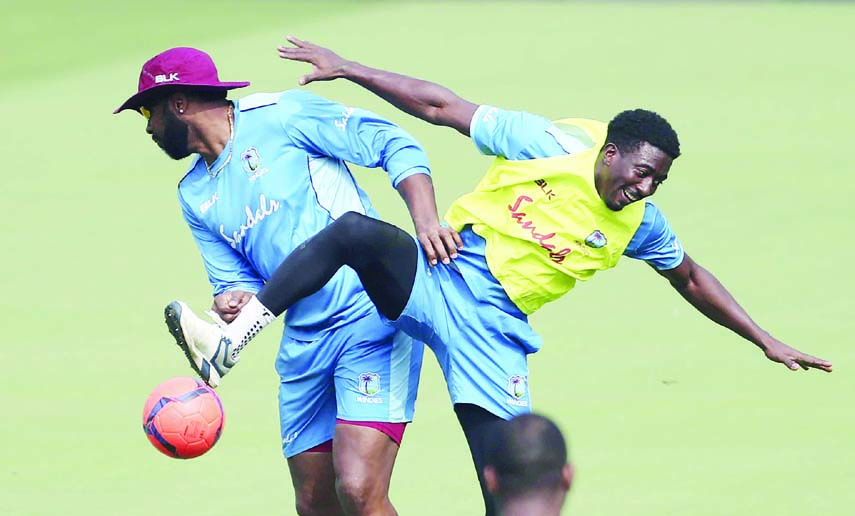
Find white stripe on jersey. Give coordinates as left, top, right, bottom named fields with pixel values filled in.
left=238, top=92, right=282, bottom=111
left=545, top=125, right=591, bottom=154
left=387, top=331, right=413, bottom=422
left=308, top=156, right=367, bottom=219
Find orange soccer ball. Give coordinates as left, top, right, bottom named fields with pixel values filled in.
left=142, top=377, right=225, bottom=459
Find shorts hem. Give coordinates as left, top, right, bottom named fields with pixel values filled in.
left=283, top=432, right=335, bottom=459
left=449, top=397, right=529, bottom=421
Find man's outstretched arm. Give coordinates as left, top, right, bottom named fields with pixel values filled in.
left=658, top=253, right=832, bottom=372
left=278, top=36, right=478, bottom=136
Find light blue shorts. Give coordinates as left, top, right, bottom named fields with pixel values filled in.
left=275, top=309, right=423, bottom=458
left=389, top=244, right=539, bottom=420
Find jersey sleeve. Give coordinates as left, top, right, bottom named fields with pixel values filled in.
left=178, top=190, right=265, bottom=296
left=469, top=105, right=593, bottom=160
left=280, top=91, right=431, bottom=187
left=624, top=202, right=685, bottom=270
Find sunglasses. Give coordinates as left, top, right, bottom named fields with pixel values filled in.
left=139, top=106, right=152, bottom=120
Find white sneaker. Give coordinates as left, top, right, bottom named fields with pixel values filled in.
left=163, top=301, right=238, bottom=388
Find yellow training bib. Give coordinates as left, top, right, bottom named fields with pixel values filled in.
left=445, top=119, right=644, bottom=314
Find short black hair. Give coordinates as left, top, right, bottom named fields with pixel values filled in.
left=483, top=414, right=568, bottom=498
left=607, top=108, right=681, bottom=159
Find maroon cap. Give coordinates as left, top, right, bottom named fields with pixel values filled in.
left=114, top=47, right=250, bottom=114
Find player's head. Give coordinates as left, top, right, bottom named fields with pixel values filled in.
left=595, top=109, right=681, bottom=211
left=114, top=47, right=249, bottom=159
left=483, top=414, right=573, bottom=515
left=140, top=87, right=229, bottom=160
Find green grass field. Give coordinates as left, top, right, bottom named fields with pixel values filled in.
left=3, top=1, right=853, bottom=514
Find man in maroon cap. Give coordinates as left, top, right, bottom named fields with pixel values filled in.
left=116, top=47, right=459, bottom=516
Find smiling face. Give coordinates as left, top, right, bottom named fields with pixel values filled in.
left=594, top=142, right=673, bottom=211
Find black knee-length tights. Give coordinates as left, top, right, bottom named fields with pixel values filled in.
left=257, top=211, right=417, bottom=319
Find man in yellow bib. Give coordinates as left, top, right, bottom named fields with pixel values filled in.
left=167, top=37, right=832, bottom=516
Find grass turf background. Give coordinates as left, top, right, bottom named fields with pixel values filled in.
left=2, top=1, right=853, bottom=514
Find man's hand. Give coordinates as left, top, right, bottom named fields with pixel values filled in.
left=416, top=221, right=463, bottom=267
left=278, top=35, right=478, bottom=136
left=277, top=36, right=350, bottom=85
left=212, top=290, right=254, bottom=324
left=762, top=338, right=833, bottom=372
left=660, top=255, right=832, bottom=374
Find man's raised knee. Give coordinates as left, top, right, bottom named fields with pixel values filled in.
left=334, top=211, right=377, bottom=240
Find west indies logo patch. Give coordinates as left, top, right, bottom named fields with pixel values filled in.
left=242, top=147, right=261, bottom=172
left=241, top=147, right=269, bottom=181
left=585, top=230, right=607, bottom=248
left=507, top=375, right=528, bottom=399
left=357, top=372, right=381, bottom=396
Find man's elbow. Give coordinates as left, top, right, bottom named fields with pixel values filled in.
left=669, top=277, right=692, bottom=294
left=420, top=104, right=449, bottom=126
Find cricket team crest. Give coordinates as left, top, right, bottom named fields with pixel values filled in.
left=357, top=372, right=382, bottom=396
left=241, top=147, right=261, bottom=172
left=585, top=229, right=607, bottom=248
left=241, top=147, right=269, bottom=181
left=507, top=374, right=528, bottom=400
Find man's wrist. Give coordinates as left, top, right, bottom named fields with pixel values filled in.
left=752, top=331, right=775, bottom=351
left=340, top=60, right=361, bottom=80
left=412, top=214, right=441, bottom=231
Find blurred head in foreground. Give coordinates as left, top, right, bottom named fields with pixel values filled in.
left=483, top=413, right=573, bottom=516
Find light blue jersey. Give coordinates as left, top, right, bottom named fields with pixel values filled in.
left=177, top=90, right=426, bottom=456
left=178, top=90, right=429, bottom=339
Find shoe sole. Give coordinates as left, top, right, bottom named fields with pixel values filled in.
left=164, top=301, right=207, bottom=382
